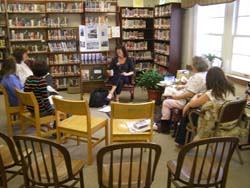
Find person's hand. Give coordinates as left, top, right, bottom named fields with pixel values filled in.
left=121, top=72, right=128, bottom=76
left=182, top=103, right=190, bottom=116
left=172, top=95, right=178, bottom=100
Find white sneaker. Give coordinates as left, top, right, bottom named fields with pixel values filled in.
left=153, top=123, right=158, bottom=131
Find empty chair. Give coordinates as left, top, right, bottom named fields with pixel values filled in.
left=15, top=88, right=56, bottom=138
left=97, top=142, right=161, bottom=188
left=13, top=135, right=85, bottom=188
left=52, top=96, right=108, bottom=165
left=167, top=137, right=239, bottom=188
left=110, top=101, right=155, bottom=144
left=0, top=84, right=20, bottom=136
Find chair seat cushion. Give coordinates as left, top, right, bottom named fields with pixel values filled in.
left=102, top=162, right=147, bottom=188
left=167, top=156, right=224, bottom=184
left=58, top=115, right=107, bottom=132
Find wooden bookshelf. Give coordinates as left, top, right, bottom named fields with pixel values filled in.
left=154, top=3, right=183, bottom=75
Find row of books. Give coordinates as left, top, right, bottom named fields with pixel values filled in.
left=8, top=4, right=45, bottom=13
left=85, top=1, right=116, bottom=12
left=154, top=18, right=170, bottom=29
left=123, top=41, right=148, bottom=51
left=50, top=65, right=80, bottom=76
left=154, top=30, right=170, bottom=40
left=85, top=16, right=109, bottom=25
left=80, top=53, right=107, bottom=64
left=0, top=3, right=5, bottom=12
left=123, top=31, right=144, bottom=40
left=47, top=2, right=83, bottom=12
left=154, top=54, right=169, bottom=67
left=154, top=43, right=170, bottom=55
left=121, top=8, right=154, bottom=18
left=8, top=17, right=47, bottom=27
left=0, top=40, right=5, bottom=47
left=48, top=29, right=78, bottom=40
left=10, top=44, right=48, bottom=53
left=135, top=62, right=153, bottom=71
left=54, top=78, right=67, bottom=89
left=128, top=51, right=152, bottom=61
left=48, top=54, right=80, bottom=65
left=10, top=30, right=44, bottom=40
left=48, top=42, right=77, bottom=52
left=154, top=5, right=172, bottom=17
left=122, top=19, right=146, bottom=29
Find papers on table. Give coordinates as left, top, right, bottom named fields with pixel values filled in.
left=126, top=119, right=151, bottom=133
left=98, top=105, right=111, bottom=113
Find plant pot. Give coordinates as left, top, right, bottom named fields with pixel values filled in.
left=147, top=90, right=161, bottom=104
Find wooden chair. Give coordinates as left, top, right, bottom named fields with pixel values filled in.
left=186, top=99, right=247, bottom=164
left=110, top=101, right=155, bottom=144
left=105, top=74, right=136, bottom=101
left=97, top=142, right=161, bottom=188
left=0, top=84, right=20, bottom=136
left=52, top=96, right=108, bottom=165
left=15, top=88, right=56, bottom=138
left=13, top=135, right=85, bottom=188
left=0, top=132, right=27, bottom=188
left=167, top=137, right=239, bottom=188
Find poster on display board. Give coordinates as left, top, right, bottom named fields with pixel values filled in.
left=79, top=24, right=109, bottom=52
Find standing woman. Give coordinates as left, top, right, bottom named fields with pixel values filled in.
left=0, top=56, right=23, bottom=106
left=12, top=47, right=33, bottom=85
left=106, top=46, right=134, bottom=102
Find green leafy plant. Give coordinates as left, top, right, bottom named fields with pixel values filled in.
left=204, top=53, right=223, bottom=67
left=136, top=69, right=164, bottom=90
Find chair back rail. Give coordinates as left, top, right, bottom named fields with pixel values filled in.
left=13, top=135, right=84, bottom=187
left=172, top=137, right=239, bottom=187
left=97, top=142, right=161, bottom=188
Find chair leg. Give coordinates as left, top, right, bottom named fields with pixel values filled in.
left=167, top=169, right=171, bottom=188
left=20, top=118, right=26, bottom=135
left=105, top=124, right=108, bottom=145
left=236, top=147, right=244, bottom=164
left=87, top=139, right=93, bottom=165
left=7, top=115, right=13, bottom=137
left=79, top=169, right=84, bottom=188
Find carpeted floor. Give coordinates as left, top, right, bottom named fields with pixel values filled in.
left=1, top=87, right=250, bottom=188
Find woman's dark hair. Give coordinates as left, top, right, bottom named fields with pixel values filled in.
left=12, top=47, right=28, bottom=64
left=31, top=60, right=49, bottom=77
left=192, top=56, right=209, bottom=72
left=206, top=67, right=235, bottom=100
left=0, top=56, right=17, bottom=79
left=115, top=46, right=128, bottom=58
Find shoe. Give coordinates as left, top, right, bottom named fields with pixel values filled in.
left=106, top=93, right=113, bottom=100
left=153, top=123, right=158, bottom=131
left=175, top=142, right=184, bottom=148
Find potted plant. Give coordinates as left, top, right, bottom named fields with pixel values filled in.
left=136, top=69, right=164, bottom=103
left=204, top=53, right=223, bottom=68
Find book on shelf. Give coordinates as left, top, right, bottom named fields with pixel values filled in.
left=81, top=69, right=90, bottom=80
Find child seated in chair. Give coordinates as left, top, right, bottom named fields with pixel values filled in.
left=106, top=46, right=134, bottom=102
left=24, top=60, right=54, bottom=117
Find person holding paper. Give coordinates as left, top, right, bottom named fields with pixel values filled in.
left=106, top=46, right=134, bottom=102
left=158, top=56, right=209, bottom=133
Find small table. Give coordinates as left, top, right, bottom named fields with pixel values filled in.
left=239, top=108, right=250, bottom=150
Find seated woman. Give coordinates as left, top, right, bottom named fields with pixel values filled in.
left=24, top=60, right=54, bottom=117
left=0, top=56, right=23, bottom=106
left=158, top=56, right=209, bottom=133
left=12, top=47, right=33, bottom=85
left=175, top=67, right=236, bottom=146
left=106, top=46, right=134, bottom=102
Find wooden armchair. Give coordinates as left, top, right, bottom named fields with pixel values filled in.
left=97, top=142, right=161, bottom=188
left=0, top=84, right=20, bottom=136
left=13, top=135, right=85, bottom=188
left=167, top=137, right=239, bottom=188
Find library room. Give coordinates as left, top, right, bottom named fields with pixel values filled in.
left=0, top=0, right=250, bottom=187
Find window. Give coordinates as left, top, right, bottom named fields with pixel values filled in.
left=195, top=0, right=250, bottom=77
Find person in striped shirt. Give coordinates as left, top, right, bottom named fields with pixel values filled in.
left=24, top=60, right=54, bottom=117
